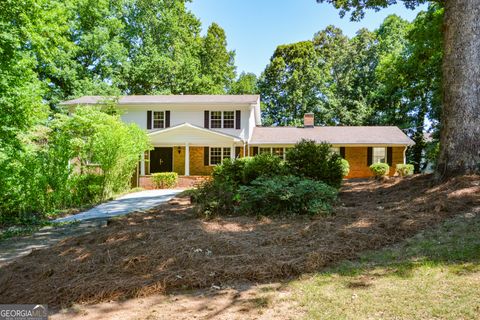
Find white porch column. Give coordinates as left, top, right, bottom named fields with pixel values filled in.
left=185, top=143, right=190, bottom=176
left=140, top=152, right=145, bottom=176
left=231, top=145, right=235, bottom=159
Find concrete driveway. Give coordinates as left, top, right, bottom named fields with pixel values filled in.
left=54, top=189, right=182, bottom=223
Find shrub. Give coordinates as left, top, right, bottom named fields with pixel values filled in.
left=212, top=154, right=286, bottom=186
left=152, top=172, right=178, bottom=188
left=396, top=164, right=414, bottom=177
left=190, top=179, right=237, bottom=218
left=286, top=139, right=344, bottom=188
left=369, top=163, right=390, bottom=178
left=237, top=175, right=337, bottom=216
left=340, top=158, right=350, bottom=177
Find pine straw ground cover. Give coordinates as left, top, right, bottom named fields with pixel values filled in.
left=0, top=175, right=479, bottom=309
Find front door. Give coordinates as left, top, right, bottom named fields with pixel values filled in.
left=150, top=147, right=173, bottom=173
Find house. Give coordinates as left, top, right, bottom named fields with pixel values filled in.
left=61, top=95, right=414, bottom=187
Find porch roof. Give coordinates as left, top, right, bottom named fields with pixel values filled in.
left=148, top=123, right=243, bottom=146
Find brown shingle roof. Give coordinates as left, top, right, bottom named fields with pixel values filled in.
left=60, top=95, right=260, bottom=106
left=250, top=126, right=414, bottom=146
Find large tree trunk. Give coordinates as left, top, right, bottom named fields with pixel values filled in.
left=437, top=0, right=480, bottom=178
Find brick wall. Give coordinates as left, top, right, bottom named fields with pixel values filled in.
left=190, top=147, right=213, bottom=176
left=345, top=146, right=405, bottom=178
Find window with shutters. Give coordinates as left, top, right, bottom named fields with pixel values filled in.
left=210, top=111, right=236, bottom=129
left=272, top=147, right=284, bottom=158
left=153, top=111, right=165, bottom=129
left=223, top=111, right=235, bottom=128
left=210, top=111, right=222, bottom=128
left=209, top=147, right=231, bottom=165
left=372, top=147, right=387, bottom=163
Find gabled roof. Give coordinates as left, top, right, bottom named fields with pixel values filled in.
left=250, top=126, right=414, bottom=146
left=148, top=123, right=242, bottom=145
left=60, top=95, right=260, bottom=106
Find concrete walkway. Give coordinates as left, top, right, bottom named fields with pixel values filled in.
left=0, top=189, right=181, bottom=265
left=54, top=189, right=182, bottom=223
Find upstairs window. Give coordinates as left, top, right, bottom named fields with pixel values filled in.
left=210, top=111, right=236, bottom=129
left=223, top=111, right=235, bottom=128
left=153, top=111, right=165, bottom=129
left=210, top=147, right=231, bottom=165
left=210, top=111, right=222, bottom=128
left=372, top=147, right=386, bottom=163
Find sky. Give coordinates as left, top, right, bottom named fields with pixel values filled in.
left=187, top=0, right=427, bottom=76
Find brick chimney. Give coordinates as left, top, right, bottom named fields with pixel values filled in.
left=304, top=113, right=314, bottom=128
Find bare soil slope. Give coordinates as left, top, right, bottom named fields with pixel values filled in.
left=0, top=175, right=478, bottom=309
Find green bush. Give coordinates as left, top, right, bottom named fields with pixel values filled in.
left=152, top=172, right=178, bottom=188
left=212, top=153, right=286, bottom=186
left=369, top=163, right=390, bottom=178
left=190, top=179, right=237, bottom=218
left=237, top=175, right=337, bottom=216
left=340, top=158, right=350, bottom=177
left=286, top=139, right=344, bottom=188
left=396, top=164, right=414, bottom=177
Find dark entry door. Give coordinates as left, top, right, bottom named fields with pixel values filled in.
left=150, top=147, right=173, bottom=173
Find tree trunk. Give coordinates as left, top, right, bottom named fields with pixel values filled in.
left=437, top=0, right=480, bottom=178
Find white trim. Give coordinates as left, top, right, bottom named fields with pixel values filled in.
left=148, top=122, right=242, bottom=142
left=209, top=110, right=236, bottom=129
left=209, top=146, right=232, bottom=166
left=185, top=143, right=190, bottom=176
left=152, top=111, right=165, bottom=129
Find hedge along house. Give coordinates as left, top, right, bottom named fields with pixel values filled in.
left=60, top=95, right=414, bottom=187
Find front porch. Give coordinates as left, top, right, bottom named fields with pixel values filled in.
left=136, top=123, right=245, bottom=188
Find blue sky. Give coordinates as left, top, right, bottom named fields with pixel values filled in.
left=187, top=0, right=427, bottom=76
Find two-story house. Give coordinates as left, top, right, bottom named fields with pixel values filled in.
left=61, top=95, right=414, bottom=187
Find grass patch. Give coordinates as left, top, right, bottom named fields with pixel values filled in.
left=293, top=212, right=480, bottom=320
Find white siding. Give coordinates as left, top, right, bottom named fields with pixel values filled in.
left=119, top=104, right=255, bottom=140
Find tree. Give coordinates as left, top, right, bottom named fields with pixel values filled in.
left=258, top=41, right=322, bottom=126
left=316, top=0, right=480, bottom=176
left=199, top=23, right=236, bottom=93
left=229, top=72, right=258, bottom=94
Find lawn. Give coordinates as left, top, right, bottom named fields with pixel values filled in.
left=294, top=210, right=480, bottom=319
left=0, top=174, right=478, bottom=319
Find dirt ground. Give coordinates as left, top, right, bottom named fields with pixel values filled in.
left=0, top=174, right=479, bottom=319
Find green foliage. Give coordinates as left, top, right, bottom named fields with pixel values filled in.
left=258, top=41, right=322, bottom=126
left=396, top=164, right=414, bottom=177
left=286, top=140, right=344, bottom=188
left=0, top=107, right=150, bottom=225
left=369, top=163, right=390, bottom=178
left=190, top=179, right=238, bottom=219
left=152, top=172, right=178, bottom=189
left=213, top=154, right=286, bottom=186
left=237, top=176, right=337, bottom=216
left=229, top=72, right=258, bottom=94
left=340, top=158, right=350, bottom=177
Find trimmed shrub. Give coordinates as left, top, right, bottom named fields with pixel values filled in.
left=369, top=163, right=390, bottom=178
left=340, top=158, right=350, bottom=177
left=286, top=139, right=344, bottom=188
left=396, top=164, right=414, bottom=177
left=152, top=172, right=178, bottom=189
left=237, top=175, right=337, bottom=216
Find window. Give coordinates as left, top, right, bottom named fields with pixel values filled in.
left=372, top=147, right=386, bottom=163
left=256, top=147, right=290, bottom=160
left=210, top=111, right=222, bottom=128
left=259, top=147, right=271, bottom=155
left=153, top=111, right=165, bottom=129
left=272, top=147, right=284, bottom=158
left=210, top=111, right=236, bottom=129
left=223, top=111, right=235, bottom=128
left=330, top=147, right=340, bottom=155
left=210, top=147, right=231, bottom=165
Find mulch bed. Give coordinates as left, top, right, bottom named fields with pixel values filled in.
left=0, top=174, right=479, bottom=309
